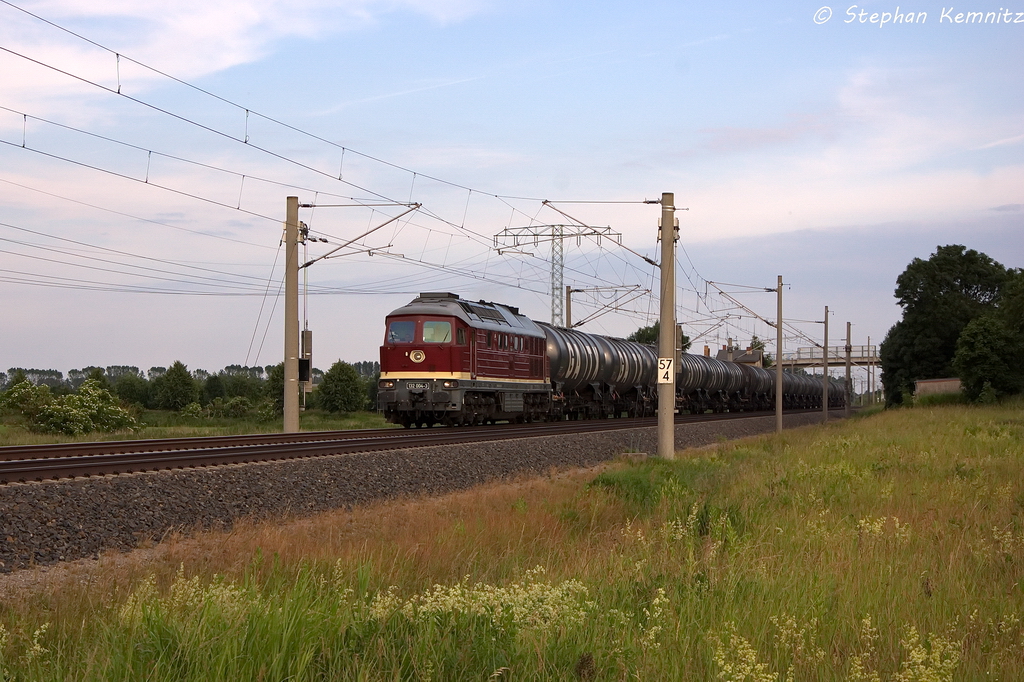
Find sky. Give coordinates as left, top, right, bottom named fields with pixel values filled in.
left=0, top=0, right=1021, bottom=382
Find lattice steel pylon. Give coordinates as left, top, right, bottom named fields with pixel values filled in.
left=494, top=222, right=621, bottom=327
left=551, top=223, right=564, bottom=326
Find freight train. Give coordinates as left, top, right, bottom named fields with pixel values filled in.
left=377, top=292, right=844, bottom=428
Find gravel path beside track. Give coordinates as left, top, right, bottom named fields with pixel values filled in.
left=0, top=411, right=839, bottom=573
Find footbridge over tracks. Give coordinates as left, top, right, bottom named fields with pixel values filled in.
left=781, top=345, right=880, bottom=405
left=781, top=345, right=879, bottom=369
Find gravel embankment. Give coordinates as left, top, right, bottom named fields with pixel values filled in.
left=0, top=411, right=838, bottom=572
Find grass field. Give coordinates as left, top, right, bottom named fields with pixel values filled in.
left=0, top=400, right=1022, bottom=680
left=0, top=409, right=393, bottom=446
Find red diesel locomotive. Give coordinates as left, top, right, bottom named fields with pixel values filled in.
left=377, top=292, right=552, bottom=427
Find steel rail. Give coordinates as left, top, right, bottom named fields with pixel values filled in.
left=0, top=410, right=821, bottom=484
left=0, top=428, right=406, bottom=461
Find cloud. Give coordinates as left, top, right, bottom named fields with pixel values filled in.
left=692, top=112, right=841, bottom=155
left=991, top=204, right=1022, bottom=212
left=976, top=133, right=1024, bottom=150
left=315, top=75, right=487, bottom=115
left=0, top=0, right=488, bottom=115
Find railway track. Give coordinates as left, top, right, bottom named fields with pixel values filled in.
left=0, top=410, right=817, bottom=484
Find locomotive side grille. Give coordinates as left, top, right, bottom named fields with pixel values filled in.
left=459, top=302, right=511, bottom=326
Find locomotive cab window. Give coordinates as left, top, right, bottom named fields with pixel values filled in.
left=387, top=320, right=415, bottom=344
left=422, top=320, right=452, bottom=343
left=456, top=327, right=466, bottom=345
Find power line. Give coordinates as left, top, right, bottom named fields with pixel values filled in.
left=0, top=0, right=545, bottom=202
left=0, top=220, right=280, bottom=285
left=0, top=176, right=276, bottom=250
left=0, top=104, right=390, bottom=205
left=0, top=138, right=280, bottom=222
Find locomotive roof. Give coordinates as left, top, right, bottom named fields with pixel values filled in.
left=387, top=292, right=546, bottom=337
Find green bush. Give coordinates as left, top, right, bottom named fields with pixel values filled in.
left=0, top=380, right=52, bottom=419
left=255, top=399, right=279, bottom=422
left=33, top=380, right=138, bottom=435
left=913, top=392, right=967, bottom=407
left=209, top=396, right=253, bottom=419
left=316, top=361, right=367, bottom=413
left=180, top=402, right=204, bottom=419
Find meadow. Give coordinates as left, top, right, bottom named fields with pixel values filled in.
left=0, top=400, right=1022, bottom=680
left=0, top=409, right=393, bottom=446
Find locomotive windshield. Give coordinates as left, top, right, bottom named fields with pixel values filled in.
left=422, top=320, right=452, bottom=343
left=387, top=320, right=415, bottom=343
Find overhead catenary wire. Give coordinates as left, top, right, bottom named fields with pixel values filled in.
left=1, top=106, right=648, bottom=307
left=0, top=105, right=392, bottom=206
left=0, top=176, right=276, bottom=250
left=0, top=0, right=815, bottom=344
left=0, top=1, right=545, bottom=201
left=0, top=220, right=282, bottom=285
left=245, top=245, right=283, bottom=366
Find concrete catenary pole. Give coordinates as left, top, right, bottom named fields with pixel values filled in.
left=845, top=321, right=852, bottom=417
left=822, top=305, right=829, bottom=423
left=776, top=275, right=783, bottom=434
left=658, top=192, right=676, bottom=460
left=283, top=196, right=300, bottom=433
left=565, top=285, right=572, bottom=328
left=867, top=335, right=872, bottom=405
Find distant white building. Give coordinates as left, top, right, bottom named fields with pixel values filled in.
left=914, top=378, right=962, bottom=396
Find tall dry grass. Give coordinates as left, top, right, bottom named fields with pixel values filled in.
left=0, top=399, right=1022, bottom=679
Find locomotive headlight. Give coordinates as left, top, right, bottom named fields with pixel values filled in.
left=442, top=380, right=459, bottom=389
left=378, top=380, right=395, bottom=389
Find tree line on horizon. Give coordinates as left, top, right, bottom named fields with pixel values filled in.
left=0, top=360, right=381, bottom=433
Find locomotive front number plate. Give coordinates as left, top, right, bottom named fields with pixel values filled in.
left=407, top=382, right=428, bottom=389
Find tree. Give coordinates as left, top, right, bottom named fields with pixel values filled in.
left=998, top=269, right=1024, bottom=335
left=8, top=368, right=65, bottom=389
left=316, top=361, right=367, bottom=413
left=154, top=361, right=200, bottom=410
left=749, top=335, right=773, bottom=368
left=105, top=366, right=143, bottom=382
left=4, top=368, right=27, bottom=390
left=626, top=321, right=691, bottom=352
left=627, top=322, right=658, bottom=345
left=953, top=316, right=1024, bottom=401
left=880, top=245, right=1009, bottom=405
left=114, top=373, right=150, bottom=407
left=222, top=373, right=265, bottom=401
left=265, top=362, right=285, bottom=414
left=87, top=367, right=111, bottom=391
left=203, top=374, right=227, bottom=405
